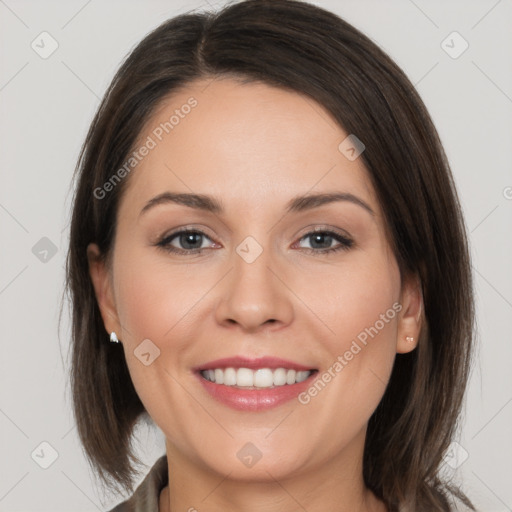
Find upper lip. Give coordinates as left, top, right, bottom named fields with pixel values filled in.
left=194, top=356, right=316, bottom=372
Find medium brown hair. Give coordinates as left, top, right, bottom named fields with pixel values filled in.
left=65, top=1, right=476, bottom=510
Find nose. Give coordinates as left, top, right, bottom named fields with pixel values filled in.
left=214, top=241, right=294, bottom=333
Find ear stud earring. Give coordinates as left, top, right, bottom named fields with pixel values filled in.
left=110, top=332, right=120, bottom=343
left=405, top=336, right=414, bottom=343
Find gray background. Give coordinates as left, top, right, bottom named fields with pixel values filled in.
left=1, top=0, right=511, bottom=510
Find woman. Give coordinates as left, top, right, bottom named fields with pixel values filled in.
left=66, top=0, right=476, bottom=510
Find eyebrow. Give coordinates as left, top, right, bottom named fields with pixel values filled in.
left=139, top=191, right=375, bottom=218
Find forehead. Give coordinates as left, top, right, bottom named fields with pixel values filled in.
left=119, top=77, right=379, bottom=218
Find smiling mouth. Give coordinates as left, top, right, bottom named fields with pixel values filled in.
left=199, top=367, right=318, bottom=389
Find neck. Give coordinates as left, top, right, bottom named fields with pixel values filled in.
left=158, top=432, right=387, bottom=512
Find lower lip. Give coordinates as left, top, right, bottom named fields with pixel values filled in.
left=195, top=371, right=318, bottom=411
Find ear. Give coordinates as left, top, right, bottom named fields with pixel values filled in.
left=87, top=243, right=121, bottom=337
left=396, top=272, right=423, bottom=354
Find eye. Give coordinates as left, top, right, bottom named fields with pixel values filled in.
left=156, top=229, right=216, bottom=255
left=295, top=229, right=354, bottom=254
left=155, top=227, right=354, bottom=256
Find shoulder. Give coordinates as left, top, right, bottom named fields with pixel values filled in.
left=108, top=454, right=168, bottom=512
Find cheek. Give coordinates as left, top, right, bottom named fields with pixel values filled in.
left=113, top=246, right=205, bottom=343
left=310, top=254, right=400, bottom=410
left=111, top=251, right=207, bottom=435
left=315, top=253, right=400, bottom=346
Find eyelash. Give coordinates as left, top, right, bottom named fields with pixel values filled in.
left=155, top=228, right=354, bottom=256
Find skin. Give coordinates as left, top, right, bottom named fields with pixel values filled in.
left=88, top=78, right=423, bottom=512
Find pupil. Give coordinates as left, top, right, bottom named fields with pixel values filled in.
left=182, top=233, right=201, bottom=249
left=312, top=234, right=331, bottom=249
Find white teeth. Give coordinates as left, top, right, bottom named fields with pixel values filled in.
left=254, top=368, right=273, bottom=388
left=200, top=367, right=313, bottom=388
left=237, top=368, right=254, bottom=387
left=286, top=369, right=296, bottom=385
left=296, top=370, right=310, bottom=383
left=224, top=367, right=237, bottom=386
left=214, top=368, right=224, bottom=384
left=273, top=367, right=287, bottom=386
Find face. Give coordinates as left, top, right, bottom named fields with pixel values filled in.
left=89, top=77, right=421, bottom=482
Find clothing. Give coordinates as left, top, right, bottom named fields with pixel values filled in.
left=109, top=454, right=168, bottom=512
